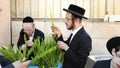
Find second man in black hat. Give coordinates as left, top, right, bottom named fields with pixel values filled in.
left=51, top=4, right=92, bottom=68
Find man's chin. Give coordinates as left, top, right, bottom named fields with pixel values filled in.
left=28, top=34, right=32, bottom=37
left=67, top=28, right=71, bottom=30
left=67, top=26, right=74, bottom=30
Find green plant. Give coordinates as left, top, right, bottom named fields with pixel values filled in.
left=0, top=37, right=64, bottom=68
left=0, top=44, right=23, bottom=62
left=49, top=6, right=57, bottom=39
left=28, top=37, right=64, bottom=68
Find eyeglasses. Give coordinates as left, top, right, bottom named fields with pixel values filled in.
left=65, top=18, right=72, bottom=21
left=24, top=29, right=33, bottom=32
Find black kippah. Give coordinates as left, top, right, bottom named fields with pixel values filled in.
left=23, top=16, right=34, bottom=23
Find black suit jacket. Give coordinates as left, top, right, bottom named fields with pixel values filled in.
left=58, top=27, right=92, bottom=68
left=17, top=28, right=44, bottom=47
left=93, top=60, right=111, bottom=68
left=0, top=55, right=14, bottom=68
left=17, top=28, right=44, bottom=59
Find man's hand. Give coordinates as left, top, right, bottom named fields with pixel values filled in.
left=112, top=56, right=120, bottom=67
left=57, top=41, right=69, bottom=51
left=21, top=44, right=26, bottom=50
left=25, top=40, right=34, bottom=47
left=12, top=60, right=31, bottom=68
left=51, top=26, right=62, bottom=38
left=112, top=48, right=120, bottom=67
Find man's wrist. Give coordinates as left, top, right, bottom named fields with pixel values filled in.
left=65, top=47, right=69, bottom=51
left=21, top=44, right=26, bottom=50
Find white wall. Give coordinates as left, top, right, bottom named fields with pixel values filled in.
left=12, top=21, right=120, bottom=55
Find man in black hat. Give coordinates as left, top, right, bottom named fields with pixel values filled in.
left=51, top=4, right=92, bottom=68
left=17, top=16, right=44, bottom=60
left=93, top=36, right=120, bottom=68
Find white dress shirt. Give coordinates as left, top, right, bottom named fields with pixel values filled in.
left=69, top=26, right=83, bottom=43
left=29, top=28, right=35, bottom=41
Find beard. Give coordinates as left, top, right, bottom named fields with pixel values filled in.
left=66, top=23, right=74, bottom=30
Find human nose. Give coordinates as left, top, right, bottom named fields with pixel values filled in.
left=64, top=18, right=68, bottom=22
left=64, top=19, right=67, bottom=24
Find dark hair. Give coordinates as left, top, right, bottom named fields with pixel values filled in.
left=71, top=13, right=82, bottom=24
left=115, top=46, right=120, bottom=53
left=72, top=13, right=82, bottom=20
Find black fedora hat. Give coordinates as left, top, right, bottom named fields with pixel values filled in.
left=63, top=4, right=88, bottom=19
left=106, top=36, right=120, bottom=54
left=23, top=16, right=34, bottom=23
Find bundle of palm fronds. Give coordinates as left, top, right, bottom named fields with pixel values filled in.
left=0, top=37, right=64, bottom=68
left=0, top=44, right=24, bottom=62
left=0, top=34, right=27, bottom=62
left=28, top=37, right=64, bottom=68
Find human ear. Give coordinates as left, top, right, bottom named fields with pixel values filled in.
left=112, top=48, right=116, bottom=56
